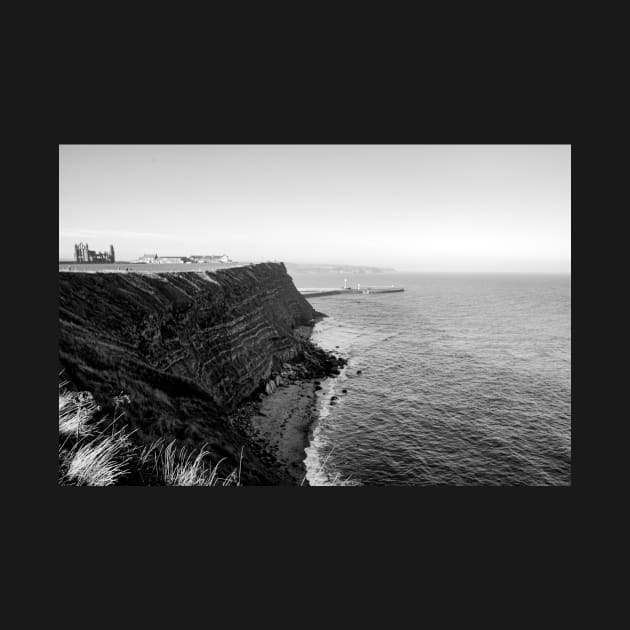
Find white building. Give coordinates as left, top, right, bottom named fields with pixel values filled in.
left=156, top=257, right=184, bottom=264
left=137, top=254, right=158, bottom=263
left=188, top=254, right=232, bottom=264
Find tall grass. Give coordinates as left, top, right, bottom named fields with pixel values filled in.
left=58, top=384, right=242, bottom=486
left=140, top=439, right=242, bottom=486
left=58, top=382, right=95, bottom=438
left=64, top=427, right=133, bottom=486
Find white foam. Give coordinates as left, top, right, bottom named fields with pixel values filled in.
left=304, top=317, right=359, bottom=485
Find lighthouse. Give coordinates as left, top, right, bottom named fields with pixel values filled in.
left=344, top=278, right=348, bottom=289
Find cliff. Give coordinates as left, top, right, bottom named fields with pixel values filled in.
left=58, top=262, right=329, bottom=484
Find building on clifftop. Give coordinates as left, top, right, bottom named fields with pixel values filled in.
left=188, top=254, right=232, bottom=263
left=74, top=242, right=116, bottom=263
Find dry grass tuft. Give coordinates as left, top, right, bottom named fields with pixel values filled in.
left=58, top=382, right=96, bottom=438
left=64, top=427, right=133, bottom=486
left=59, top=399, right=97, bottom=438
left=59, top=382, right=243, bottom=486
left=141, top=439, right=241, bottom=486
left=59, top=384, right=134, bottom=486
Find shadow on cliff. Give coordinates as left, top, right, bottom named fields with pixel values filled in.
left=58, top=263, right=333, bottom=485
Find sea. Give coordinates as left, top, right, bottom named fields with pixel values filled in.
left=287, top=271, right=571, bottom=486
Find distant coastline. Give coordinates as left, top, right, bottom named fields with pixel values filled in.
left=285, top=263, right=396, bottom=274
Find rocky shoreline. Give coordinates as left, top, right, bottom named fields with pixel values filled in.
left=228, top=324, right=348, bottom=485
left=59, top=325, right=346, bottom=486
left=58, top=263, right=347, bottom=485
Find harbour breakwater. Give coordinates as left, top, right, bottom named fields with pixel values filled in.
left=299, top=286, right=404, bottom=298
left=58, top=262, right=346, bottom=484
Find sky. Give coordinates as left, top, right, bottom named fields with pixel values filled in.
left=59, top=145, right=571, bottom=272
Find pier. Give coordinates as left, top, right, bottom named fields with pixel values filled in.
left=298, top=288, right=346, bottom=297
left=299, top=280, right=404, bottom=298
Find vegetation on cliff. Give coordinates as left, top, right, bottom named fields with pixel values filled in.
left=58, top=263, right=339, bottom=483
left=58, top=263, right=349, bottom=484
left=59, top=384, right=241, bottom=486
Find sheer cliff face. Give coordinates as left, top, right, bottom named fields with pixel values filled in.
left=58, top=263, right=318, bottom=482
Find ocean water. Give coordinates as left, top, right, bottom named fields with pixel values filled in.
left=288, top=272, right=571, bottom=486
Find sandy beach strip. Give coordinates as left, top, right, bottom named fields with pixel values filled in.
left=248, top=379, right=320, bottom=485
left=228, top=322, right=344, bottom=485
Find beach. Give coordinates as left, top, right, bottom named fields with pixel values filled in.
left=228, top=322, right=346, bottom=485
left=248, top=380, right=319, bottom=485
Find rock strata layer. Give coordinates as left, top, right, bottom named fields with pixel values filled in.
left=58, top=262, right=340, bottom=484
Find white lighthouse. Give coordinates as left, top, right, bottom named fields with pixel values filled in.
left=344, top=278, right=348, bottom=289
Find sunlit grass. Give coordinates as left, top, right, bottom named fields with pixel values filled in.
left=65, top=427, right=133, bottom=486
left=59, top=384, right=242, bottom=486
left=140, top=439, right=242, bottom=486
left=58, top=381, right=95, bottom=438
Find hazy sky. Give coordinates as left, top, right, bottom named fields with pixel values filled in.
left=59, top=145, right=570, bottom=272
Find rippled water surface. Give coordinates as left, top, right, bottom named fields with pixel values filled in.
left=289, top=272, right=571, bottom=486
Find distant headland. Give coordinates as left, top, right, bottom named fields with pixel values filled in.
left=284, top=263, right=396, bottom=274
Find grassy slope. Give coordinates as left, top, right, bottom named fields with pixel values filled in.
left=59, top=384, right=241, bottom=486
